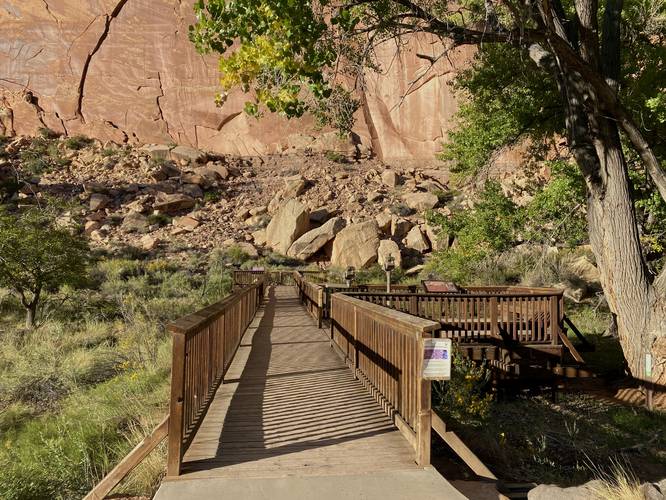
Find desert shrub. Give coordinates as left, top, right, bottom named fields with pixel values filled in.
left=433, top=349, right=493, bottom=426
left=203, top=189, right=223, bottom=203
left=63, top=135, right=93, bottom=150
left=18, top=137, right=70, bottom=175
left=147, top=213, right=172, bottom=227
left=389, top=203, right=413, bottom=216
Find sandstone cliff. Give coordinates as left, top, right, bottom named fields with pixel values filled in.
left=0, top=0, right=473, bottom=162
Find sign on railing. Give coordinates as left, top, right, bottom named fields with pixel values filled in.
left=422, top=338, right=452, bottom=380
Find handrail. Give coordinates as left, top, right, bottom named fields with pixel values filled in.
left=293, top=271, right=325, bottom=327
left=330, top=293, right=440, bottom=465
left=346, top=291, right=563, bottom=345
left=84, top=416, right=169, bottom=500
left=166, top=279, right=265, bottom=476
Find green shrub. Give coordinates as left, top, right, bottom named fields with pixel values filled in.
left=18, top=138, right=70, bottom=175
left=63, top=135, right=93, bottom=150
left=433, top=349, right=493, bottom=426
left=147, top=213, right=172, bottom=227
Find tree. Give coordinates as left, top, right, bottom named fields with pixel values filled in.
left=190, top=0, right=666, bottom=388
left=0, top=209, right=89, bottom=327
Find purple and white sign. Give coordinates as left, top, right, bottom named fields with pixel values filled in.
left=422, top=338, right=452, bottom=380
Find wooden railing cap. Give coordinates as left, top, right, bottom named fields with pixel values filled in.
left=333, top=293, right=440, bottom=334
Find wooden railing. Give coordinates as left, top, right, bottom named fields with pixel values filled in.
left=346, top=289, right=564, bottom=345
left=167, top=279, right=265, bottom=476
left=330, top=293, right=440, bottom=465
left=234, top=269, right=326, bottom=288
left=233, top=269, right=265, bottom=287
left=293, top=271, right=325, bottom=327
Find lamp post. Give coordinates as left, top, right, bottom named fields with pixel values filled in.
left=344, top=266, right=356, bottom=288
left=383, top=254, right=395, bottom=293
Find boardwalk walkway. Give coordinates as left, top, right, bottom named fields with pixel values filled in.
left=155, top=286, right=465, bottom=499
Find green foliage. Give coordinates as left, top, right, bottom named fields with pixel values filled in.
left=433, top=350, right=493, bottom=426
left=18, top=137, right=70, bottom=176
left=146, top=213, right=172, bottom=227
left=440, top=44, right=562, bottom=176
left=63, top=135, right=93, bottom=151
left=0, top=208, right=89, bottom=325
left=524, top=162, right=588, bottom=246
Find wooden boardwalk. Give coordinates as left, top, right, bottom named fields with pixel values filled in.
left=178, top=286, right=419, bottom=479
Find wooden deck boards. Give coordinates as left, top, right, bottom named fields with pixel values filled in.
left=179, top=286, right=418, bottom=479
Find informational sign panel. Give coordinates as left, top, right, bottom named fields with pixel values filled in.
left=421, top=280, right=460, bottom=293
left=422, top=338, right=452, bottom=380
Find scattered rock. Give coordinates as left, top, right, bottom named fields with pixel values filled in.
left=405, top=264, right=424, bottom=276
left=207, top=163, right=231, bottom=180
left=236, top=207, right=251, bottom=220
left=378, top=239, right=402, bottom=268
left=403, top=192, right=438, bottom=211
left=84, top=220, right=102, bottom=234
left=142, top=144, right=171, bottom=160
left=89, top=193, right=110, bottom=211
left=250, top=206, right=267, bottom=216
left=173, top=215, right=200, bottom=231
left=182, top=183, right=203, bottom=199
left=153, top=193, right=196, bottom=213
left=265, top=199, right=310, bottom=254
left=140, top=234, right=160, bottom=250
left=121, top=211, right=150, bottom=233
left=288, top=217, right=346, bottom=260
left=283, top=174, right=308, bottom=198
left=151, top=162, right=181, bottom=181
left=171, top=145, right=206, bottom=163
left=367, top=191, right=383, bottom=203
left=245, top=214, right=270, bottom=227
left=528, top=481, right=605, bottom=500
left=381, top=170, right=399, bottom=188
left=331, top=220, right=380, bottom=268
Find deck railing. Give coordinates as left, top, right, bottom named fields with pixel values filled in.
left=293, top=271, right=325, bottom=327
left=345, top=289, right=564, bottom=344
left=330, top=293, right=440, bottom=465
left=166, top=279, right=265, bottom=476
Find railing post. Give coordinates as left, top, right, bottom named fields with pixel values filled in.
left=416, top=331, right=432, bottom=466
left=409, top=295, right=418, bottom=315
left=550, top=295, right=560, bottom=346
left=167, top=332, right=186, bottom=477
left=353, top=305, right=359, bottom=378
left=490, top=296, right=499, bottom=338
left=317, top=289, right=324, bottom=328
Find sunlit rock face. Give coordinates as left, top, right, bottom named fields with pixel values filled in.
left=0, top=1, right=473, bottom=162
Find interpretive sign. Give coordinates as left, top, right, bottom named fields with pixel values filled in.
left=422, top=338, right=452, bottom=380
left=421, top=280, right=460, bottom=293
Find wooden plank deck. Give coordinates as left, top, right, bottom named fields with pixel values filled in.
left=176, top=285, right=420, bottom=479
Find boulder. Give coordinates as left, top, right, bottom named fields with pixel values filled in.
left=391, top=216, right=413, bottom=239
left=310, top=207, right=330, bottom=224
left=250, top=206, right=267, bottom=216
left=171, top=145, right=206, bottom=163
left=151, top=162, right=181, bottom=181
left=283, top=174, right=308, bottom=198
left=570, top=255, right=601, bottom=286
left=367, top=191, right=383, bottom=203
left=405, top=264, right=424, bottom=276
left=89, top=193, right=110, bottom=211
left=142, top=144, right=171, bottom=160
left=403, top=192, right=438, bottom=211
left=153, top=193, right=196, bottom=213
left=288, top=217, right=346, bottom=260
left=528, top=481, right=605, bottom=500
left=236, top=242, right=259, bottom=258
left=375, top=212, right=392, bottom=234
left=424, top=224, right=444, bottom=251
left=207, top=163, right=231, bottom=180
left=381, top=170, right=399, bottom=188
left=182, top=183, right=204, bottom=199
left=84, top=220, right=102, bottom=234
left=140, top=235, right=160, bottom=250
left=265, top=199, right=310, bottom=254
left=245, top=214, right=270, bottom=227
left=404, top=226, right=431, bottom=253
left=252, top=229, right=267, bottom=246
left=331, top=221, right=380, bottom=269
left=378, top=240, right=402, bottom=268
left=121, top=211, right=149, bottom=233
left=173, top=215, right=200, bottom=231
left=181, top=172, right=206, bottom=186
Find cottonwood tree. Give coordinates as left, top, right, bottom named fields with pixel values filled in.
left=0, top=209, right=89, bottom=328
left=190, top=0, right=666, bottom=388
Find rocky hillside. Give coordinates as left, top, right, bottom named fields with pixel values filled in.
left=1, top=134, right=452, bottom=270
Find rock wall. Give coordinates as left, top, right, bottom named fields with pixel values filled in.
left=0, top=0, right=473, bottom=162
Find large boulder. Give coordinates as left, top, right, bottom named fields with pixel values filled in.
left=403, top=192, right=439, bottom=211
left=153, top=193, right=196, bottom=213
left=331, top=221, right=380, bottom=269
left=378, top=240, right=402, bottom=268
left=265, top=199, right=310, bottom=254
left=404, top=226, right=431, bottom=253
left=288, top=217, right=346, bottom=260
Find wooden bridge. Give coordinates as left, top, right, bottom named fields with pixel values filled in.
left=87, top=269, right=589, bottom=500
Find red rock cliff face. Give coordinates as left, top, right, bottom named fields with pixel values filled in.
left=0, top=0, right=473, bottom=161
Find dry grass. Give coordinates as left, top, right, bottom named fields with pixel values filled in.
left=587, top=460, right=645, bottom=500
